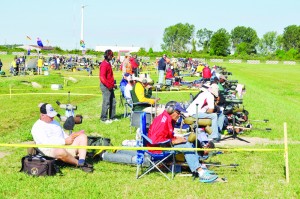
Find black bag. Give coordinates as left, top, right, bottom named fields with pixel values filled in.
left=87, top=136, right=112, bottom=158
left=20, top=155, right=60, bottom=176
left=88, top=136, right=111, bottom=147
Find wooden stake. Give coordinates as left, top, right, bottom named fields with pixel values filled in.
left=9, top=85, right=12, bottom=99
left=284, top=122, right=289, bottom=183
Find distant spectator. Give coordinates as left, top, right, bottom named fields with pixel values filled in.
left=37, top=57, right=44, bottom=75
left=158, top=54, right=167, bottom=84
left=130, top=54, right=140, bottom=77
left=0, top=59, right=3, bottom=71
left=122, top=53, right=132, bottom=75
left=202, top=65, right=211, bottom=81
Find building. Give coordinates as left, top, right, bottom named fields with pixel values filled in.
left=95, top=45, right=141, bottom=62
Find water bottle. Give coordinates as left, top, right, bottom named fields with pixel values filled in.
left=135, top=128, right=141, bottom=140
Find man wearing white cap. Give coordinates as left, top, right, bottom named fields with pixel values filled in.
left=186, top=83, right=223, bottom=142
left=31, top=103, right=93, bottom=172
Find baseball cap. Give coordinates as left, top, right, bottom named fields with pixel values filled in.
left=200, top=82, right=211, bottom=92
left=174, top=103, right=187, bottom=113
left=124, top=73, right=130, bottom=77
left=39, top=103, right=57, bottom=117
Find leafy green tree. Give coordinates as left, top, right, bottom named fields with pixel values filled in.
left=276, top=34, right=284, bottom=50
left=210, top=28, right=231, bottom=56
left=148, top=48, right=154, bottom=54
left=258, top=31, right=278, bottom=55
left=191, top=38, right=197, bottom=52
left=137, top=47, right=147, bottom=56
left=161, top=23, right=195, bottom=53
left=282, top=25, right=300, bottom=51
left=196, top=28, right=213, bottom=53
left=231, top=26, right=259, bottom=54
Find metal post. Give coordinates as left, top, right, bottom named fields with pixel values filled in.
left=284, top=122, right=289, bottom=183
left=195, top=104, right=199, bottom=155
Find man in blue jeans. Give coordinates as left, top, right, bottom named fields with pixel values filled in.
left=147, top=101, right=218, bottom=183
left=186, top=83, right=225, bottom=142
left=157, top=54, right=167, bottom=84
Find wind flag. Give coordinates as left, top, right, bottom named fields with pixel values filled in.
left=80, top=40, right=85, bottom=48
left=37, top=37, right=44, bottom=48
left=26, top=36, right=32, bottom=40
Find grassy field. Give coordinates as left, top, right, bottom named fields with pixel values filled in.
left=0, top=58, right=299, bottom=198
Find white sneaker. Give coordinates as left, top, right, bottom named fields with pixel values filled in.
left=101, top=120, right=112, bottom=124
left=111, top=118, right=119, bottom=122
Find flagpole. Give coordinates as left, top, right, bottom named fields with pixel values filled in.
left=81, top=5, right=87, bottom=53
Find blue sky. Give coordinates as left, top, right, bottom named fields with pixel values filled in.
left=0, top=0, right=299, bottom=51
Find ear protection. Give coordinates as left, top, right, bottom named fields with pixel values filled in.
left=40, top=103, right=48, bottom=114
left=104, top=49, right=113, bottom=60
left=165, top=101, right=177, bottom=114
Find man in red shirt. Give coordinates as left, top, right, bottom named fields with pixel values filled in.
left=147, top=101, right=218, bottom=183
left=129, top=54, right=140, bottom=77
left=99, top=49, right=117, bottom=124
left=202, top=65, right=212, bottom=81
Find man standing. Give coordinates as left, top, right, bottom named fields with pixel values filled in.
left=31, top=103, right=93, bottom=172
left=99, top=49, right=117, bottom=124
left=0, top=59, right=3, bottom=71
left=37, top=57, right=43, bottom=75
left=158, top=54, right=167, bottom=84
left=130, top=54, right=140, bottom=77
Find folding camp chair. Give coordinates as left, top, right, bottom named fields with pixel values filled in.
left=130, top=111, right=152, bottom=134
left=136, top=112, right=175, bottom=180
left=129, top=89, right=153, bottom=133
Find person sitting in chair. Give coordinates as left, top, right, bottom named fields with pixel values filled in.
left=31, top=103, right=93, bottom=172
left=131, top=76, right=163, bottom=115
left=147, top=101, right=218, bottom=183
left=186, top=83, right=225, bottom=143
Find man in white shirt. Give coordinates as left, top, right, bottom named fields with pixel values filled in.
left=124, top=75, right=135, bottom=103
left=186, top=84, right=224, bottom=142
left=31, top=103, right=93, bottom=172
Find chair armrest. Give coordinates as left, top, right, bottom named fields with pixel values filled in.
left=141, top=134, right=153, bottom=145
left=132, top=102, right=150, bottom=106
left=141, top=134, right=171, bottom=146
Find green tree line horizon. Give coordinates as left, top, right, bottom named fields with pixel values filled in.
left=1, top=23, right=300, bottom=61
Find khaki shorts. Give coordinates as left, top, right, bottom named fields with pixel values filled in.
left=39, top=148, right=76, bottom=158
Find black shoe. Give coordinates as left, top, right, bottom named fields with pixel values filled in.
left=78, top=163, right=94, bottom=173
left=93, top=150, right=106, bottom=161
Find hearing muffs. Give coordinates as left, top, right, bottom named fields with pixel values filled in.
left=165, top=101, right=177, bottom=114
left=40, top=103, right=48, bottom=114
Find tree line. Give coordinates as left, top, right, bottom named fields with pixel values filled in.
left=156, top=23, right=300, bottom=60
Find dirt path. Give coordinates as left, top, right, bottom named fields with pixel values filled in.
left=215, top=135, right=298, bottom=147
left=0, top=151, right=10, bottom=158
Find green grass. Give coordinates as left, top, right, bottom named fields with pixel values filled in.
left=0, top=61, right=299, bottom=198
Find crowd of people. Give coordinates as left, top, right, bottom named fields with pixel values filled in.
left=30, top=49, right=243, bottom=183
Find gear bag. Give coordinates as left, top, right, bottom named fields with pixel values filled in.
left=20, top=155, right=60, bottom=176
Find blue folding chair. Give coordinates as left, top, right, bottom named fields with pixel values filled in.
left=136, top=112, right=175, bottom=180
